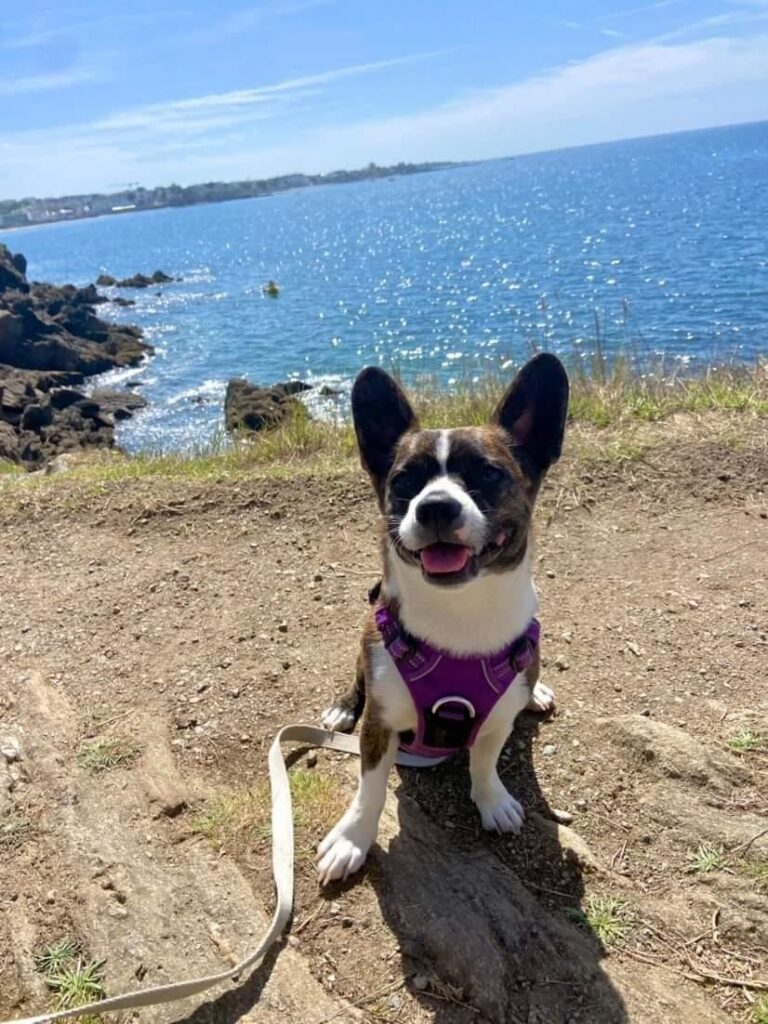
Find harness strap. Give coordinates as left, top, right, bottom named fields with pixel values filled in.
left=0, top=726, right=441, bottom=1024
left=374, top=606, right=541, bottom=758
left=376, top=605, right=540, bottom=686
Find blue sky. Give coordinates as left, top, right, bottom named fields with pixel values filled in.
left=2, top=0, right=768, bottom=198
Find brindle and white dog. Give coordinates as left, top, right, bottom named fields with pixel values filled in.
left=318, top=353, right=569, bottom=885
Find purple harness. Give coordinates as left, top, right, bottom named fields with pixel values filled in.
left=374, top=605, right=540, bottom=759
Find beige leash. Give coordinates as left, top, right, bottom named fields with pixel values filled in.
left=2, top=725, right=444, bottom=1024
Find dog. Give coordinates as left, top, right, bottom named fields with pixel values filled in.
left=317, top=353, right=569, bottom=885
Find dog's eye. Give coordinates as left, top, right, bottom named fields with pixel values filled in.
left=389, top=468, right=423, bottom=501
left=481, top=464, right=506, bottom=486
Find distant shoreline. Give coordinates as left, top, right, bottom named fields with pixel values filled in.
left=0, top=160, right=463, bottom=232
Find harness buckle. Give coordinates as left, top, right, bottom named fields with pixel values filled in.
left=422, top=696, right=476, bottom=750
left=510, top=636, right=536, bottom=675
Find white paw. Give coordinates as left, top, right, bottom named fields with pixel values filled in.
left=317, top=821, right=372, bottom=885
left=320, top=704, right=356, bottom=732
left=473, top=785, right=525, bottom=833
left=527, top=680, right=556, bottom=713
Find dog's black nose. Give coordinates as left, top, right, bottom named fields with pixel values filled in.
left=415, top=491, right=463, bottom=530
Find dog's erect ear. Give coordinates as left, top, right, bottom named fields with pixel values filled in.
left=491, top=353, right=569, bottom=479
left=352, top=367, right=417, bottom=490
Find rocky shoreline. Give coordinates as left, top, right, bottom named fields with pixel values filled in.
left=0, top=244, right=153, bottom=468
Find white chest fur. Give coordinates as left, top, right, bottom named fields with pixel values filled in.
left=385, top=540, right=538, bottom=655
left=372, top=544, right=539, bottom=738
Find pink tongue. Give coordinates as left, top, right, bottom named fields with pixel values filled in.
left=420, top=543, right=471, bottom=575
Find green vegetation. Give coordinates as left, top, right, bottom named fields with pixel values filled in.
left=34, top=939, right=105, bottom=1020
left=0, top=361, right=765, bottom=493
left=753, top=997, right=768, bottom=1024
left=34, top=939, right=84, bottom=976
left=567, top=895, right=633, bottom=948
left=77, top=737, right=140, bottom=773
left=728, top=729, right=766, bottom=753
left=47, top=960, right=105, bottom=1013
left=0, top=815, right=32, bottom=848
left=688, top=842, right=726, bottom=874
left=192, top=768, right=342, bottom=856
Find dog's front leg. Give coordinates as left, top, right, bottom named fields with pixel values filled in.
left=469, top=723, right=525, bottom=834
left=317, top=716, right=396, bottom=885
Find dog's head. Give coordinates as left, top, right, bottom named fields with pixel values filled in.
left=352, top=354, right=569, bottom=587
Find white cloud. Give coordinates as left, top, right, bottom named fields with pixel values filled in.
left=2, top=34, right=768, bottom=197
left=0, top=67, right=98, bottom=96
left=73, top=52, right=444, bottom=145
left=595, top=0, right=686, bottom=21
left=294, top=33, right=768, bottom=158
left=184, top=0, right=335, bottom=45
left=0, top=28, right=65, bottom=51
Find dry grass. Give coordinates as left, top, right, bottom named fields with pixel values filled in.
left=34, top=938, right=105, bottom=1022
left=0, top=362, right=765, bottom=506
left=567, top=894, right=634, bottom=948
left=192, top=768, right=343, bottom=858
left=77, top=737, right=140, bottom=773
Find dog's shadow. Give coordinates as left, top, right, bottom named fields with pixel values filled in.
left=355, top=710, right=630, bottom=1024
left=173, top=716, right=628, bottom=1024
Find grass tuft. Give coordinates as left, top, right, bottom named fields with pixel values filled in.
left=192, top=769, right=342, bottom=856
left=77, top=737, right=140, bottom=773
left=0, top=815, right=32, bottom=848
left=47, top=959, right=106, bottom=1011
left=34, top=939, right=106, bottom=1021
left=753, top=997, right=768, bottom=1024
left=728, top=729, right=766, bottom=754
left=34, top=939, right=83, bottom=976
left=566, top=895, right=632, bottom=948
left=688, top=842, right=726, bottom=874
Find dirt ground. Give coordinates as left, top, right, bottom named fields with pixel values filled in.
left=1, top=418, right=767, bottom=1024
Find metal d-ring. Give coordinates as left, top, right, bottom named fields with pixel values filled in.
left=431, top=696, right=476, bottom=718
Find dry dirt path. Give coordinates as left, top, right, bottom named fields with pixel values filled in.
left=1, top=429, right=766, bottom=1024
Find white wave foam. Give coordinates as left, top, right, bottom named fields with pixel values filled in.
left=166, top=378, right=228, bottom=407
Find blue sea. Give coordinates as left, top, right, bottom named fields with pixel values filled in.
left=4, top=121, right=767, bottom=452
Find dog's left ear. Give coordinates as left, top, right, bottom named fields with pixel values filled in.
left=491, top=353, right=569, bottom=480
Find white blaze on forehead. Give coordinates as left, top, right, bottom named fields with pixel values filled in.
left=436, top=429, right=451, bottom=472
left=397, top=427, right=488, bottom=553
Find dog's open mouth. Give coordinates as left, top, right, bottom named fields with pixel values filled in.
left=419, top=542, right=476, bottom=585
left=417, top=533, right=510, bottom=584
left=419, top=542, right=473, bottom=576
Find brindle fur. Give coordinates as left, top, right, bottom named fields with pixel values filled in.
left=329, top=420, right=547, bottom=737
left=328, top=355, right=567, bottom=761
left=358, top=611, right=393, bottom=770
left=523, top=643, right=540, bottom=696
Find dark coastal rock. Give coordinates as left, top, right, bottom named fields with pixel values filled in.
left=0, top=421, right=18, bottom=461
left=90, top=387, right=147, bottom=420
left=96, top=274, right=117, bottom=286
left=10, top=251, right=27, bottom=277
left=0, top=365, right=142, bottom=465
left=224, top=378, right=311, bottom=434
left=0, top=245, right=30, bottom=294
left=0, top=249, right=152, bottom=468
left=112, top=269, right=178, bottom=288
left=1, top=288, right=151, bottom=375
left=28, top=281, right=107, bottom=310
left=0, top=310, right=23, bottom=349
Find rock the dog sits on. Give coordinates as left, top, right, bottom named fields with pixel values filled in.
left=318, top=353, right=569, bottom=884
